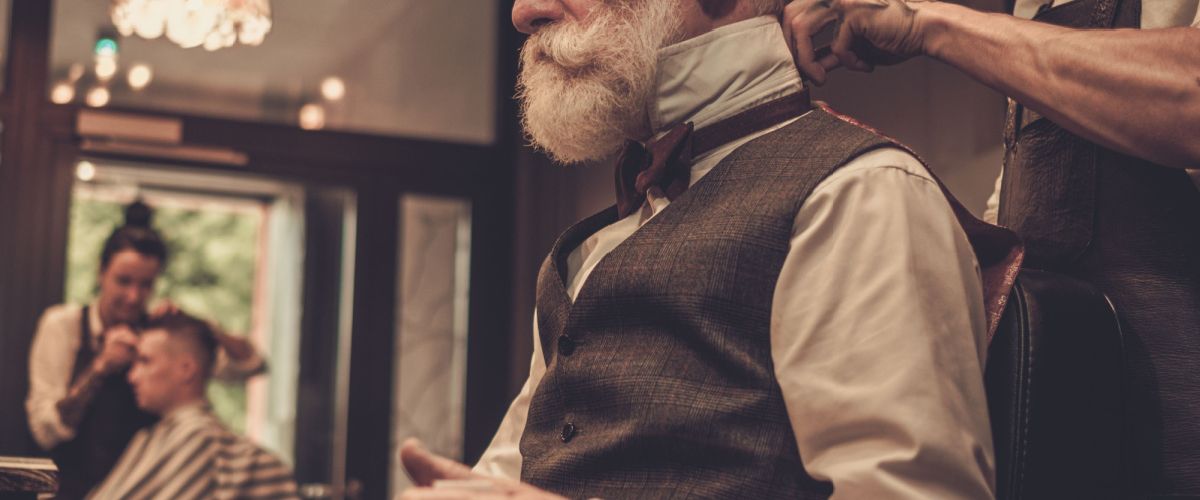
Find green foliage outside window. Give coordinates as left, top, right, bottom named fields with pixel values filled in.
left=65, top=194, right=262, bottom=434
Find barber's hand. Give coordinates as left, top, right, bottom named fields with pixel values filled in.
left=399, top=439, right=567, bottom=500
left=148, top=299, right=180, bottom=319
left=783, top=0, right=933, bottom=85
left=93, top=325, right=138, bottom=374
left=213, top=329, right=255, bottom=361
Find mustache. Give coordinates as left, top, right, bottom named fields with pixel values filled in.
left=523, top=21, right=614, bottom=72
left=521, top=2, right=670, bottom=72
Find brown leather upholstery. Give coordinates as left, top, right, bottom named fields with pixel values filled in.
left=985, top=269, right=1123, bottom=500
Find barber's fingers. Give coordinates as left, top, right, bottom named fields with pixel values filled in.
left=107, top=325, right=140, bottom=347
left=814, top=46, right=842, bottom=74
left=831, top=15, right=874, bottom=73
left=783, top=0, right=841, bottom=85
left=149, top=300, right=179, bottom=319
left=401, top=438, right=477, bottom=487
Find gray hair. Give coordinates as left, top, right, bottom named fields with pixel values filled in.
left=748, top=0, right=788, bottom=15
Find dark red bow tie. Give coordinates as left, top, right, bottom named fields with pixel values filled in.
left=613, top=90, right=813, bottom=219
left=614, top=122, right=695, bottom=218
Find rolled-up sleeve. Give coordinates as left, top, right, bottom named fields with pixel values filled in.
left=26, top=305, right=83, bottom=450
left=770, top=148, right=995, bottom=499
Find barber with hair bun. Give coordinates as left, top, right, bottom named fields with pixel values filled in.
left=25, top=200, right=266, bottom=499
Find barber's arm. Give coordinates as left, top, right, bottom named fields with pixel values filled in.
left=55, top=326, right=138, bottom=431
left=209, top=325, right=266, bottom=381
left=771, top=148, right=995, bottom=498
left=27, top=307, right=141, bottom=450
left=784, top=0, right=1200, bottom=168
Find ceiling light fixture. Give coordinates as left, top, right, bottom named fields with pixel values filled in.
left=111, top=0, right=272, bottom=51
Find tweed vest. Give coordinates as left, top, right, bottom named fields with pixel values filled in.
left=521, top=108, right=895, bottom=499
left=1000, top=0, right=1200, bottom=494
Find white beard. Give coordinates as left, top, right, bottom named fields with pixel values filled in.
left=516, top=0, right=682, bottom=164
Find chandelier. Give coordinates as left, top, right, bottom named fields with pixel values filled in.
left=111, top=0, right=272, bottom=51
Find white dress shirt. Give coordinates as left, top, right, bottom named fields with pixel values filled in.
left=476, top=17, right=994, bottom=499
left=983, top=0, right=1200, bottom=223
left=26, top=302, right=265, bottom=450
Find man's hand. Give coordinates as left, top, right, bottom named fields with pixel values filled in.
left=93, top=325, right=138, bottom=375
left=399, top=439, right=566, bottom=500
left=783, top=0, right=932, bottom=85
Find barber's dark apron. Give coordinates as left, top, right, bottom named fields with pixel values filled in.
left=48, top=306, right=157, bottom=500
left=999, top=0, right=1200, bottom=495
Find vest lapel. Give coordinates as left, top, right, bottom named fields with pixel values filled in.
left=536, top=206, right=619, bottom=363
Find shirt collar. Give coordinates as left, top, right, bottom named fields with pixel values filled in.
left=162, top=400, right=211, bottom=424
left=650, top=16, right=805, bottom=136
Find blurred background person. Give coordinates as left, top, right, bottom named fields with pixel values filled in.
left=26, top=200, right=266, bottom=499
left=87, top=311, right=296, bottom=500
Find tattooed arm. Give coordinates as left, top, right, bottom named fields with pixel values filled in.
left=782, top=0, right=1200, bottom=168
left=55, top=325, right=138, bottom=430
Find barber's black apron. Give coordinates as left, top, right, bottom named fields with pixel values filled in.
left=48, top=306, right=157, bottom=500
left=999, top=0, right=1200, bottom=495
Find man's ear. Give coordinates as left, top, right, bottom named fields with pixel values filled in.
left=177, top=356, right=201, bottom=384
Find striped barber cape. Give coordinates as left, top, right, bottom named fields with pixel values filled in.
left=86, top=402, right=297, bottom=500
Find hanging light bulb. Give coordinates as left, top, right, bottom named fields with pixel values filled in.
left=51, top=82, right=76, bottom=104
left=298, top=103, right=325, bottom=130
left=95, top=54, right=118, bottom=81
left=94, top=37, right=119, bottom=57
left=127, top=63, right=153, bottom=90
left=76, top=161, right=97, bottom=182
left=86, top=85, right=111, bottom=107
left=321, top=77, right=345, bottom=101
left=166, top=0, right=220, bottom=49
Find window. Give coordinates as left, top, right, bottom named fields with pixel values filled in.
left=64, top=159, right=304, bottom=462
left=389, top=194, right=472, bottom=496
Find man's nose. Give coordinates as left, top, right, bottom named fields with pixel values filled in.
left=512, top=0, right=563, bottom=35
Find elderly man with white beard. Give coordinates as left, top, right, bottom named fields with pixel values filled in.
left=399, top=0, right=1007, bottom=498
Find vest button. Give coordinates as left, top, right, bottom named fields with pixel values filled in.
left=560, top=422, right=576, bottom=442
left=557, top=335, right=576, bottom=356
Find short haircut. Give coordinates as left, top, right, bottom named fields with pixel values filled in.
left=143, top=311, right=218, bottom=379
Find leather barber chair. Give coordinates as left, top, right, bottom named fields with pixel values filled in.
left=985, top=269, right=1124, bottom=499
